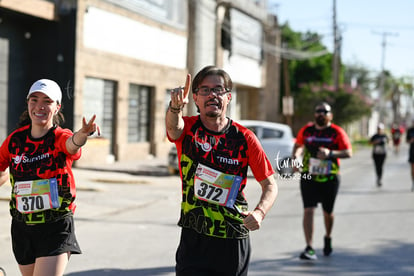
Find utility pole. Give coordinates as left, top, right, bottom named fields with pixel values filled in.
left=282, top=43, right=293, bottom=127
left=332, top=0, right=341, bottom=91
left=373, top=31, right=398, bottom=121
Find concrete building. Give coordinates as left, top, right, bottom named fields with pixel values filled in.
left=0, top=0, right=282, bottom=166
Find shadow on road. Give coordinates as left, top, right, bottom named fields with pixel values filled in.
left=66, top=266, right=174, bottom=276
left=64, top=240, right=414, bottom=276
left=249, top=240, right=414, bottom=276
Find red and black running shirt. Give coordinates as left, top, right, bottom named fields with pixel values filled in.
left=168, top=116, right=274, bottom=239
left=0, top=124, right=81, bottom=224
left=295, top=122, right=351, bottom=182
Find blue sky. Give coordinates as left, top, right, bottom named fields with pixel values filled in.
left=268, top=0, right=414, bottom=78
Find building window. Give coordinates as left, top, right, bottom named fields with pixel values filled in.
left=128, top=84, right=151, bottom=142
left=104, top=0, right=187, bottom=29
left=83, top=77, right=116, bottom=153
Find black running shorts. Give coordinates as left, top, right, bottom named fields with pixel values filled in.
left=176, top=227, right=250, bottom=276
left=11, top=215, right=81, bottom=265
left=300, top=175, right=340, bottom=214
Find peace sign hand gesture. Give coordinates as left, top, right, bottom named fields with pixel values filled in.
left=67, top=114, right=101, bottom=153
left=80, top=114, right=101, bottom=137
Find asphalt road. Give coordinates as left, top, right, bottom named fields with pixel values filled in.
left=0, top=144, right=413, bottom=276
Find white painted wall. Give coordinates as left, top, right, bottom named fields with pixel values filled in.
left=83, top=6, right=187, bottom=69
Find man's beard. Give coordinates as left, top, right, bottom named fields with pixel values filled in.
left=206, top=110, right=220, bottom=118
left=205, top=100, right=222, bottom=118
left=315, top=116, right=328, bottom=126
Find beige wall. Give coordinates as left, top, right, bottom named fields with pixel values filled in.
left=74, top=0, right=187, bottom=163
left=0, top=0, right=56, bottom=21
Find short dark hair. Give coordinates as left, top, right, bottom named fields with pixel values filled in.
left=192, top=65, right=233, bottom=93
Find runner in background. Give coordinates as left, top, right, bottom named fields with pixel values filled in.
left=292, top=102, right=352, bottom=261
left=391, top=123, right=404, bottom=155
left=406, top=121, right=414, bottom=192
left=369, top=123, right=389, bottom=187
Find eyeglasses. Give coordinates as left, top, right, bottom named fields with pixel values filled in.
left=194, top=86, right=230, bottom=96
left=315, top=109, right=330, bottom=114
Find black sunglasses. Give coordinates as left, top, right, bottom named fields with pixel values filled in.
left=315, top=109, right=330, bottom=114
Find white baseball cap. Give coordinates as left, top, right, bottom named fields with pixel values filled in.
left=27, top=79, right=62, bottom=103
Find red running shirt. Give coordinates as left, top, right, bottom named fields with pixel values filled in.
left=0, top=125, right=81, bottom=224
left=295, top=122, right=351, bottom=181
left=168, top=116, right=274, bottom=239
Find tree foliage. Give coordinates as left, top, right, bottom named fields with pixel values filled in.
left=280, top=24, right=372, bottom=132
left=281, top=23, right=333, bottom=90
left=293, top=84, right=372, bottom=127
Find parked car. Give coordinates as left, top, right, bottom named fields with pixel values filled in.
left=167, top=144, right=179, bottom=175
left=167, top=120, right=295, bottom=175
left=239, top=120, right=295, bottom=175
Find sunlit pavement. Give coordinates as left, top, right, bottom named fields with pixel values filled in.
left=0, top=145, right=413, bottom=276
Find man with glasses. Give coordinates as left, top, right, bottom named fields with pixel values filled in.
left=292, top=102, right=352, bottom=260
left=166, top=65, right=278, bottom=275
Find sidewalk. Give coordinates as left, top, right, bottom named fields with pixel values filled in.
left=74, top=155, right=170, bottom=176
left=0, top=156, right=171, bottom=202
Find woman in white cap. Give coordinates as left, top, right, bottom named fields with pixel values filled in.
left=0, top=79, right=99, bottom=276
left=369, top=123, right=389, bottom=187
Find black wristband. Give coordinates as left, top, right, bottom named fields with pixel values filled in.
left=72, top=132, right=86, bottom=147
left=168, top=101, right=183, bottom=113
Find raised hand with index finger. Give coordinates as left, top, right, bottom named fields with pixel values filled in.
left=169, top=74, right=191, bottom=112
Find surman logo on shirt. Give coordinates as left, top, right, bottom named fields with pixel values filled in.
left=13, top=153, right=50, bottom=164
left=13, top=154, right=24, bottom=164
left=217, top=156, right=239, bottom=165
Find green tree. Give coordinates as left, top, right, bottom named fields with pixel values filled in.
left=281, top=23, right=333, bottom=91
left=280, top=24, right=372, bottom=132
left=293, top=84, right=372, bottom=127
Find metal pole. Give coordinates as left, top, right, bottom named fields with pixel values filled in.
left=332, top=0, right=340, bottom=91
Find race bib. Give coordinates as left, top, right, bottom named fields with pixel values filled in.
left=309, top=157, right=332, bottom=175
left=14, top=178, right=60, bottom=214
left=194, top=163, right=242, bottom=208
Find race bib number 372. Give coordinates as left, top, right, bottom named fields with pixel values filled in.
left=194, top=164, right=242, bottom=208
left=14, top=178, right=60, bottom=214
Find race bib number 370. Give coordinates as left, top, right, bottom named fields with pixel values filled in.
left=194, top=164, right=242, bottom=208
left=14, top=178, right=60, bottom=214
